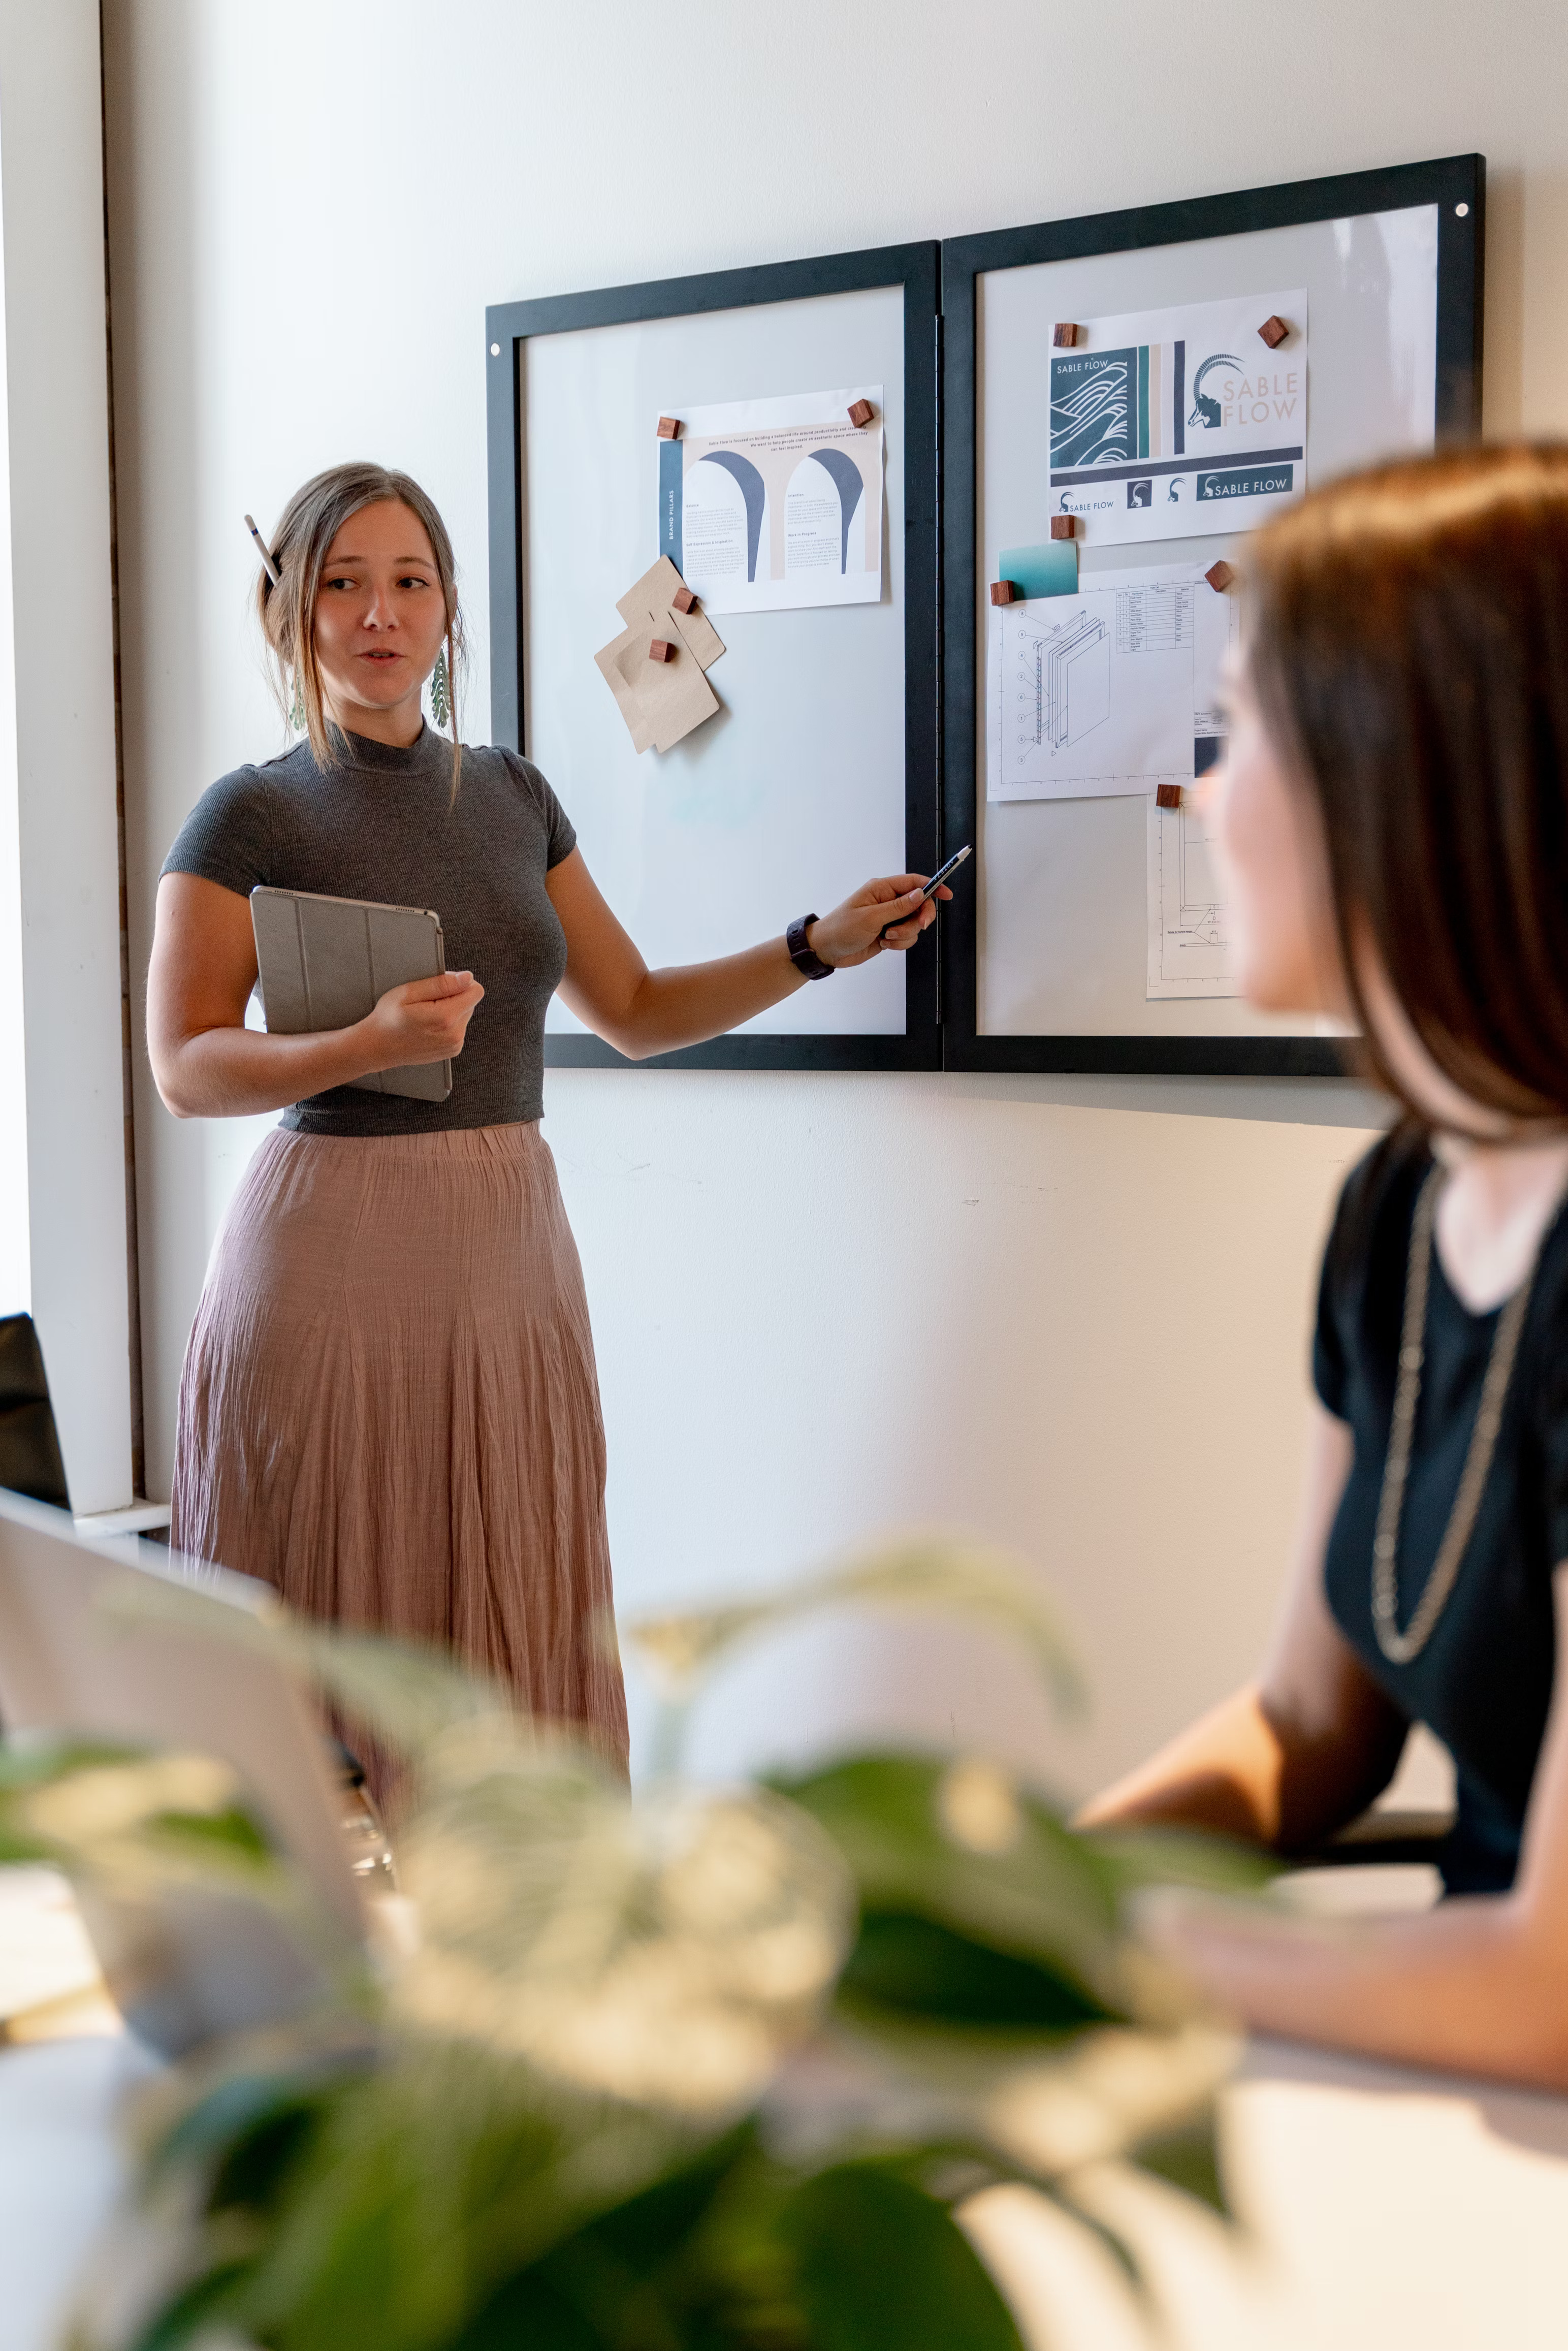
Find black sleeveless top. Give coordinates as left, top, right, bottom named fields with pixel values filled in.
left=1315, top=1129, right=1568, bottom=1894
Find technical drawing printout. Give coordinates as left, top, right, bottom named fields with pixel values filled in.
left=1049, top=289, right=1308, bottom=546
left=1146, top=797, right=1238, bottom=998
left=656, top=387, right=884, bottom=614
left=986, top=564, right=1236, bottom=803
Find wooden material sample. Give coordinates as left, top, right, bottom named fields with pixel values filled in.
left=616, top=557, right=726, bottom=668
left=596, top=558, right=727, bottom=754
left=1052, top=323, right=1079, bottom=348
left=1204, top=558, right=1236, bottom=592
left=1257, top=315, right=1290, bottom=349
left=596, top=620, right=720, bottom=753
left=1155, top=782, right=1185, bottom=810
left=1049, top=516, right=1075, bottom=541
left=847, top=398, right=876, bottom=427
left=656, top=416, right=681, bottom=439
left=989, top=580, right=1021, bottom=607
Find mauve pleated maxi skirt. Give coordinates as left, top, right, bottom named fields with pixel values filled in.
left=170, top=1121, right=628, bottom=1776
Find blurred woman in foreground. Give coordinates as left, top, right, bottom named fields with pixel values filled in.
left=1083, top=446, right=1568, bottom=2089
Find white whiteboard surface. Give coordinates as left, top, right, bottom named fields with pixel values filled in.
left=523, top=288, right=907, bottom=1037
left=976, top=204, right=1438, bottom=1038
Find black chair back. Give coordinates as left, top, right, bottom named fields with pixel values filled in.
left=0, top=1313, right=71, bottom=1511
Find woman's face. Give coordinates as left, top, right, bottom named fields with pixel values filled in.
left=1202, top=647, right=1347, bottom=1018
left=312, top=499, right=447, bottom=732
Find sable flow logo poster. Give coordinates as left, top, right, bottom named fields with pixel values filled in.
left=1049, top=290, right=1308, bottom=545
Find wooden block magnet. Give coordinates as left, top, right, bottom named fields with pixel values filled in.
left=1050, top=515, right=1075, bottom=541
left=656, top=416, right=681, bottom=440
left=1155, top=783, right=1185, bottom=811
left=847, top=398, right=876, bottom=428
left=1204, top=559, right=1236, bottom=593
left=670, top=584, right=697, bottom=614
left=1052, top=323, right=1079, bottom=348
left=1257, top=314, right=1290, bottom=350
left=648, top=638, right=676, bottom=663
left=989, top=580, right=1021, bottom=607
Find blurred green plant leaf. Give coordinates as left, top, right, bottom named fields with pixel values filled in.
left=94, top=1573, right=514, bottom=1772
left=449, top=2124, right=761, bottom=2350
left=840, top=1911, right=1116, bottom=2033
left=126, top=2258, right=253, bottom=2351
left=779, top=2163, right=1026, bottom=2351
left=63, top=1549, right=1255, bottom=2351
left=1, top=1739, right=291, bottom=1905
left=394, top=1744, right=854, bottom=2120
left=771, top=1755, right=1123, bottom=2016
left=225, top=2044, right=712, bottom=2351
left=1130, top=2116, right=1228, bottom=2215
left=1080, top=1824, right=1281, bottom=1902
left=625, top=1536, right=1084, bottom=1724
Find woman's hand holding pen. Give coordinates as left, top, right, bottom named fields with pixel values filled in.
left=359, top=970, right=485, bottom=1071
left=806, top=873, right=953, bottom=968
left=543, top=845, right=963, bottom=1061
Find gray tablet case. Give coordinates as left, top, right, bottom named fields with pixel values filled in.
left=250, top=884, right=452, bottom=1102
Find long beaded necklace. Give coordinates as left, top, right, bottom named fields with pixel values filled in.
left=1371, top=1164, right=1539, bottom=1666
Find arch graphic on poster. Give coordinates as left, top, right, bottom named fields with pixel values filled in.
left=796, top=446, right=865, bottom=574
left=663, top=387, right=885, bottom=614
left=692, top=450, right=767, bottom=582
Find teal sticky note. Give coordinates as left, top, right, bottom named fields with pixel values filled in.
left=998, top=541, right=1079, bottom=598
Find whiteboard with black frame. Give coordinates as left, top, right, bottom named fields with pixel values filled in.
left=940, top=154, right=1485, bottom=1078
left=485, top=244, right=941, bottom=1072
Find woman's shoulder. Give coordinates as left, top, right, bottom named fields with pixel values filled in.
left=161, top=740, right=316, bottom=890
left=459, top=740, right=550, bottom=794
left=459, top=744, right=577, bottom=866
left=1321, top=1122, right=1430, bottom=1287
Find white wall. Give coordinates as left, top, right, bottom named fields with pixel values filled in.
left=0, top=2, right=134, bottom=1511
left=103, top=0, right=1568, bottom=1791
left=0, top=114, right=24, bottom=1324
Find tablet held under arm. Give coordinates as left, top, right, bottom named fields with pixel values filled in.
left=250, top=884, right=452, bottom=1102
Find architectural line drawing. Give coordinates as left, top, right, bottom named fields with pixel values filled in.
left=1146, top=796, right=1236, bottom=998
left=1039, top=613, right=1109, bottom=748
left=989, top=561, right=1229, bottom=802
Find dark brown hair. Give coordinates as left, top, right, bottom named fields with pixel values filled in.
left=254, top=461, right=464, bottom=791
left=1246, top=443, right=1568, bottom=1122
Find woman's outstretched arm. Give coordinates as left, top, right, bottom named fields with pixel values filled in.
left=546, top=848, right=945, bottom=1059
left=1141, top=1564, right=1568, bottom=2089
left=1082, top=1402, right=1568, bottom=2088
left=1080, top=1408, right=1409, bottom=1852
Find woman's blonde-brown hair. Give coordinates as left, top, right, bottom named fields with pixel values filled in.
left=255, top=462, right=464, bottom=792
left=1245, top=443, right=1568, bottom=1124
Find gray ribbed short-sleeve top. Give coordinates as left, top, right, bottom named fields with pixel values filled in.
left=161, top=725, right=577, bottom=1136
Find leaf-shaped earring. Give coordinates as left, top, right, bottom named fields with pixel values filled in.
left=429, top=645, right=451, bottom=729
left=289, top=670, right=305, bottom=732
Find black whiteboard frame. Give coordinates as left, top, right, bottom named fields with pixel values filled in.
left=487, top=241, right=943, bottom=1073
left=939, top=152, right=1485, bottom=1079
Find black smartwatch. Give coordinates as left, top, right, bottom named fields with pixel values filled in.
left=787, top=914, right=835, bottom=980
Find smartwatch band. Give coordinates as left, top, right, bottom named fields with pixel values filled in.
left=786, top=913, right=834, bottom=980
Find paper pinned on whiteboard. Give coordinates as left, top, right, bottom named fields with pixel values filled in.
left=617, top=557, right=727, bottom=669
left=656, top=387, right=884, bottom=615
left=986, top=561, right=1238, bottom=804
left=594, top=556, right=727, bottom=755
left=1146, top=794, right=1238, bottom=999
left=595, top=618, right=719, bottom=755
left=1048, top=289, right=1308, bottom=546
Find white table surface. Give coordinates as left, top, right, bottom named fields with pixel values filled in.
left=0, top=2035, right=150, bottom=2351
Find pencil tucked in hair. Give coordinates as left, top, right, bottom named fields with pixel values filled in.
left=1245, top=443, right=1568, bottom=1123
left=254, top=461, right=465, bottom=796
